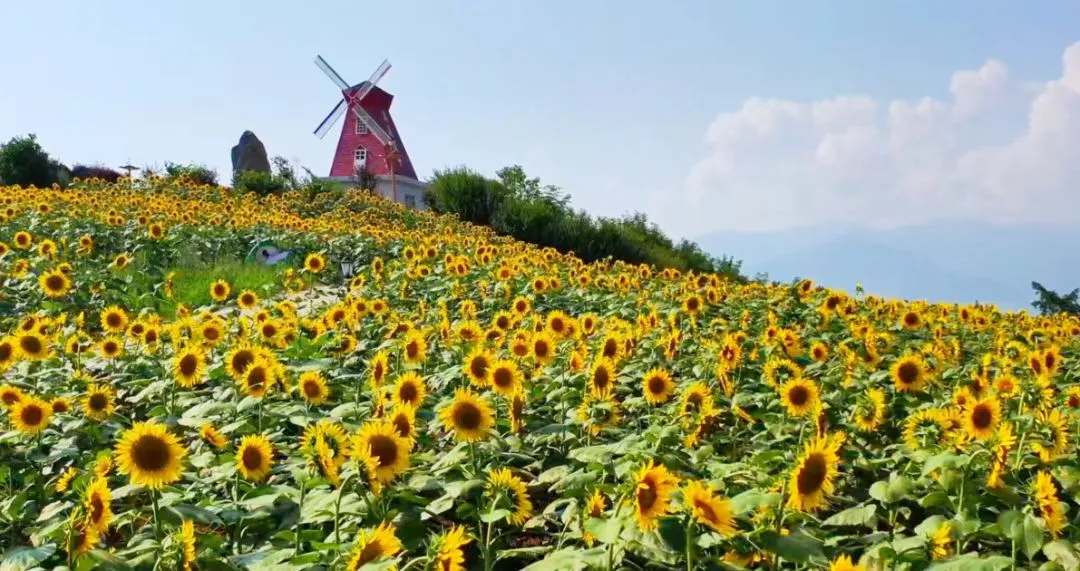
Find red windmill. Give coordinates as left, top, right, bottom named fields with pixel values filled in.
left=313, top=55, right=424, bottom=207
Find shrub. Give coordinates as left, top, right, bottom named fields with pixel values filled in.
left=71, top=164, right=123, bottom=183
left=234, top=170, right=289, bottom=196
left=0, top=134, right=59, bottom=188
left=165, top=162, right=218, bottom=186
left=428, top=165, right=744, bottom=278
left=425, top=166, right=506, bottom=226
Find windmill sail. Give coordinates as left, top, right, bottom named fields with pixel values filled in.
left=314, top=99, right=347, bottom=138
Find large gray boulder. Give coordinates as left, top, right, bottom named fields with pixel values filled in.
left=230, top=131, right=271, bottom=175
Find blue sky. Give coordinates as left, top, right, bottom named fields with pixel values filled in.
left=2, top=1, right=1079, bottom=239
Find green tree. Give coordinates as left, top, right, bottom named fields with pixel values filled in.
left=0, top=134, right=58, bottom=187
left=1031, top=281, right=1080, bottom=315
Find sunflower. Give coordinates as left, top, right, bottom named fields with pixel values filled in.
left=240, top=358, right=275, bottom=399
left=642, top=368, right=675, bottom=405
left=964, top=396, right=1001, bottom=441
left=779, top=377, right=820, bottom=417
left=200, top=423, right=229, bottom=448
left=679, top=382, right=715, bottom=419
left=235, top=434, right=274, bottom=482
left=890, top=353, right=927, bottom=392
left=97, top=336, right=124, bottom=360
left=345, top=522, right=402, bottom=570
left=56, top=467, right=78, bottom=492
left=1032, top=471, right=1066, bottom=538
left=298, top=371, right=331, bottom=405
left=13, top=231, right=32, bottom=249
left=463, top=347, right=494, bottom=387
left=208, top=279, right=231, bottom=302
left=353, top=420, right=411, bottom=484
left=51, top=396, right=72, bottom=414
left=10, top=396, right=52, bottom=435
left=0, top=383, right=24, bottom=408
left=0, top=337, right=14, bottom=369
left=15, top=331, right=50, bottom=360
left=369, top=350, right=390, bottom=387
left=392, top=371, right=427, bottom=408
left=83, top=383, right=116, bottom=421
left=1064, top=386, right=1080, bottom=410
left=509, top=389, right=526, bottom=433
left=434, top=526, right=471, bottom=571
left=389, top=404, right=417, bottom=441
left=439, top=387, right=495, bottom=443
left=993, top=374, right=1019, bottom=398
left=588, top=358, right=616, bottom=396
left=304, top=252, right=326, bottom=273
left=179, top=520, right=196, bottom=571
left=100, top=306, right=129, bottom=334
left=682, top=480, right=737, bottom=536
left=1034, top=408, right=1069, bottom=462
left=577, top=390, right=621, bottom=435
left=930, top=522, right=953, bottom=559
left=39, top=268, right=72, bottom=298
left=225, top=345, right=258, bottom=382
left=66, top=517, right=100, bottom=557
left=198, top=319, right=225, bottom=346
left=632, top=459, right=679, bottom=531
left=583, top=489, right=607, bottom=545
left=115, top=421, right=187, bottom=488
left=236, top=289, right=259, bottom=310
left=829, top=554, right=866, bottom=571
left=489, top=359, right=523, bottom=397
left=486, top=467, right=534, bottom=526
left=530, top=331, right=556, bottom=365
left=853, top=388, right=886, bottom=432
left=786, top=432, right=844, bottom=512
left=173, top=347, right=206, bottom=388
left=401, top=330, right=427, bottom=364
left=84, top=476, right=113, bottom=532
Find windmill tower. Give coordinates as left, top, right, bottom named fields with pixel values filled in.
left=312, top=55, right=425, bottom=208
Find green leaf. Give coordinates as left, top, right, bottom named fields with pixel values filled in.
left=480, top=508, right=511, bottom=523
left=584, top=517, right=624, bottom=544
left=919, top=491, right=951, bottom=509
left=496, top=546, right=554, bottom=562
left=730, top=490, right=780, bottom=514
left=84, top=549, right=135, bottom=571
left=0, top=544, right=57, bottom=571
left=869, top=481, right=890, bottom=503
left=759, top=530, right=825, bottom=563
left=520, top=547, right=607, bottom=571
left=425, top=494, right=454, bottom=515
left=822, top=504, right=877, bottom=527
left=924, top=554, right=1012, bottom=571
left=1024, top=513, right=1046, bottom=559
left=1044, top=541, right=1080, bottom=571
left=922, top=452, right=968, bottom=476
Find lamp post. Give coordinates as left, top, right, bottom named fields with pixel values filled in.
left=119, top=164, right=140, bottom=189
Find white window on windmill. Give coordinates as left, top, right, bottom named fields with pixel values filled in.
left=355, top=116, right=369, bottom=135
left=354, top=146, right=367, bottom=168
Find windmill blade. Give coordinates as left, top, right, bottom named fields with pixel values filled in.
left=315, top=55, right=350, bottom=91
left=314, top=99, right=347, bottom=139
left=350, top=59, right=392, bottom=104
left=350, top=105, right=393, bottom=145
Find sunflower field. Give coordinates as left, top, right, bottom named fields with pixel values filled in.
left=0, top=179, right=1079, bottom=571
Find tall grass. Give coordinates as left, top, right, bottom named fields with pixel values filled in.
left=165, top=259, right=281, bottom=315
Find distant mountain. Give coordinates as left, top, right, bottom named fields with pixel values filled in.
left=699, top=221, right=1080, bottom=311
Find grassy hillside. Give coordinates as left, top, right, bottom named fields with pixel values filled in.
left=0, top=178, right=1078, bottom=570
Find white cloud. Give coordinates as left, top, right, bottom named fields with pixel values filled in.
left=669, top=42, right=1080, bottom=233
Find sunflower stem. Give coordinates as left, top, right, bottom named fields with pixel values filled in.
left=684, top=517, right=695, bottom=571
left=334, top=473, right=357, bottom=560
left=150, top=488, right=162, bottom=541
left=294, top=479, right=305, bottom=557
